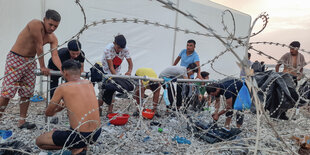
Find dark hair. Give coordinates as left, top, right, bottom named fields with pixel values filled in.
left=45, top=9, right=61, bottom=22
left=187, top=39, right=196, bottom=45
left=248, top=53, right=251, bottom=59
left=206, top=83, right=219, bottom=94
left=201, top=71, right=209, bottom=78
left=290, top=41, right=300, bottom=48
left=61, top=59, right=81, bottom=71
left=114, top=35, right=126, bottom=48
left=67, top=40, right=82, bottom=51
left=187, top=63, right=198, bottom=73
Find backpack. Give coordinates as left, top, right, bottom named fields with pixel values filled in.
left=90, top=62, right=105, bottom=83
left=251, top=61, right=263, bottom=73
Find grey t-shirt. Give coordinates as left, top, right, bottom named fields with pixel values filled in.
left=159, top=66, right=187, bottom=78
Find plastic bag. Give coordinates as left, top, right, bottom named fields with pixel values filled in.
left=234, top=81, right=251, bottom=110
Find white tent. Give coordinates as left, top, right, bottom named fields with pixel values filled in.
left=0, top=0, right=251, bottom=91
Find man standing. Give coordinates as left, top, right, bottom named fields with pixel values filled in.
left=99, top=34, right=133, bottom=114
left=275, top=41, right=306, bottom=85
left=0, top=9, right=62, bottom=129
left=240, top=53, right=252, bottom=77
left=173, top=39, right=201, bottom=79
left=48, top=40, right=85, bottom=98
left=36, top=60, right=101, bottom=155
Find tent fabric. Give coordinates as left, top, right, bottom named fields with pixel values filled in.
left=0, top=0, right=251, bottom=80
left=253, top=70, right=299, bottom=118
left=298, top=80, right=310, bottom=102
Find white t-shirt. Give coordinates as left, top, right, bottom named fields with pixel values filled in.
left=101, top=43, right=131, bottom=75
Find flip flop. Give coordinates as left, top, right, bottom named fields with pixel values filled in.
left=19, top=122, right=36, bottom=129
left=30, top=95, right=44, bottom=102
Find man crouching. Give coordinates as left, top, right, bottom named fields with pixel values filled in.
left=36, top=59, right=101, bottom=154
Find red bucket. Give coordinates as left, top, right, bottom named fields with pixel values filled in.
left=108, top=113, right=130, bottom=125
left=142, top=109, right=155, bottom=119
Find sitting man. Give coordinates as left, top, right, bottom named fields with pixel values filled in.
left=159, top=63, right=198, bottom=111
left=191, top=71, right=210, bottom=111
left=36, top=60, right=101, bottom=154
left=133, top=68, right=161, bottom=117
left=206, top=78, right=244, bottom=130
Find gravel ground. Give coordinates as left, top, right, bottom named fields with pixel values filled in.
left=1, top=96, right=310, bottom=155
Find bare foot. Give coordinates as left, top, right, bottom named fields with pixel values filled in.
left=71, top=147, right=86, bottom=155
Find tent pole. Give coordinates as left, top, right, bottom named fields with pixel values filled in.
left=39, top=0, right=46, bottom=96
left=171, top=0, right=180, bottom=64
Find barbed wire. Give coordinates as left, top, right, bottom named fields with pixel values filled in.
left=0, top=0, right=310, bottom=154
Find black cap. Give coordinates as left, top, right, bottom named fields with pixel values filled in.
left=67, top=40, right=82, bottom=51
left=114, top=35, right=126, bottom=48
left=290, top=41, right=300, bottom=48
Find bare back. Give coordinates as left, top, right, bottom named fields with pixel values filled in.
left=56, top=80, right=100, bottom=132
left=11, top=19, right=57, bottom=57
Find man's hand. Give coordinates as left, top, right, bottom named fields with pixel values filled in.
left=212, top=112, right=219, bottom=121
left=40, top=67, right=50, bottom=76
left=196, top=74, right=203, bottom=80
left=125, top=71, right=131, bottom=76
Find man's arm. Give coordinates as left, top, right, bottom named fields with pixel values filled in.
left=173, top=56, right=181, bottom=66
left=275, top=64, right=281, bottom=72
left=212, top=97, right=221, bottom=120
left=45, top=87, right=64, bottom=116
left=218, top=97, right=232, bottom=116
left=81, top=63, right=84, bottom=73
left=213, top=97, right=233, bottom=120
left=107, top=59, right=117, bottom=74
left=125, top=58, right=133, bottom=76
left=49, top=35, right=62, bottom=71
left=195, top=61, right=202, bottom=79
left=29, top=20, right=49, bottom=76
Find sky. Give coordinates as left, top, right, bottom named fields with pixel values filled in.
left=209, top=0, right=310, bottom=68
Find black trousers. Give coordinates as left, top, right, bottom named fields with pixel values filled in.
left=50, top=75, right=62, bottom=99
left=163, top=83, right=183, bottom=108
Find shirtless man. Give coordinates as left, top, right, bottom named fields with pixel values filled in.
left=0, top=9, right=62, bottom=129
left=36, top=59, right=101, bottom=155
left=276, top=41, right=306, bottom=85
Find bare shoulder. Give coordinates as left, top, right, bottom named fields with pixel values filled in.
left=27, top=19, right=43, bottom=29
left=81, top=79, right=93, bottom=86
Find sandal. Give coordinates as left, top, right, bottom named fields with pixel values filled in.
left=132, top=111, right=139, bottom=116
left=155, top=112, right=161, bottom=118
left=18, top=122, right=36, bottom=129
left=30, top=95, right=44, bottom=102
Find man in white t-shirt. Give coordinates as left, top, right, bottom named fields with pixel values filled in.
left=99, top=34, right=133, bottom=115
